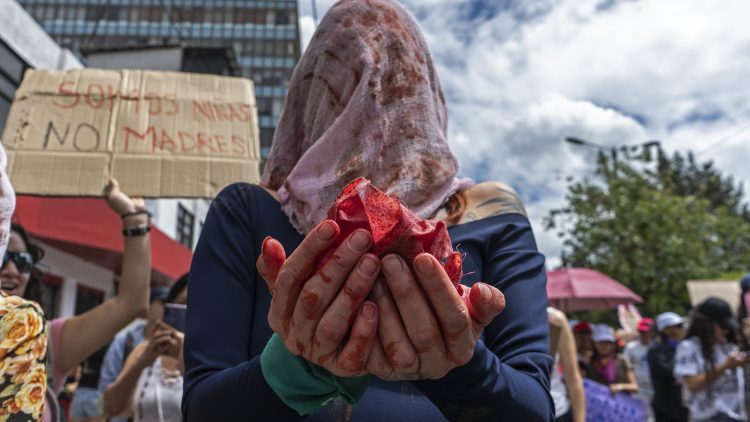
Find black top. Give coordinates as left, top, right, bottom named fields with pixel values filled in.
left=648, top=343, right=688, bottom=421
left=182, top=183, right=554, bottom=421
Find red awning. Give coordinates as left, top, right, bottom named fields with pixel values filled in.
left=13, top=196, right=192, bottom=285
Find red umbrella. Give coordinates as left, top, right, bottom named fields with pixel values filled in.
left=547, top=268, right=643, bottom=312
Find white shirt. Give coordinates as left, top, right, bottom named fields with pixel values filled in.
left=134, top=357, right=183, bottom=422
left=624, top=339, right=654, bottom=402
left=673, top=338, right=746, bottom=421
left=550, top=353, right=571, bottom=417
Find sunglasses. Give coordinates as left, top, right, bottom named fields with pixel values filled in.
left=2, top=251, right=35, bottom=274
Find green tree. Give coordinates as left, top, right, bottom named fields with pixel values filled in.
left=546, top=148, right=750, bottom=316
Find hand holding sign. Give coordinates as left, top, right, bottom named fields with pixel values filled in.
left=2, top=69, right=261, bottom=198
left=104, top=178, right=146, bottom=217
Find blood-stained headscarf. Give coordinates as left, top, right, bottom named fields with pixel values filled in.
left=0, top=143, right=15, bottom=258
left=261, top=0, right=472, bottom=234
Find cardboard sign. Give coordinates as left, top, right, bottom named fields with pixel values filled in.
left=1, top=69, right=260, bottom=198
left=686, top=280, right=739, bottom=313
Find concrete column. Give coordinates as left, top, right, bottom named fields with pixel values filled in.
left=58, top=277, right=78, bottom=318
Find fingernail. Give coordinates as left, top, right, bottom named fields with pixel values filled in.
left=371, top=279, right=386, bottom=298
left=349, top=230, right=372, bottom=251
left=382, top=255, right=402, bottom=275
left=415, top=255, right=434, bottom=275
left=479, top=283, right=492, bottom=304
left=261, top=236, right=272, bottom=254
left=318, top=221, right=337, bottom=240
left=359, top=255, right=379, bottom=277
left=362, top=303, right=376, bottom=320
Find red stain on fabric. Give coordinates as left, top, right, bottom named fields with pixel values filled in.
left=317, top=178, right=462, bottom=290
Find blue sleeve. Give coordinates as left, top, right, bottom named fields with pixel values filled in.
left=97, top=333, right=125, bottom=392
left=414, top=214, right=554, bottom=421
left=181, top=184, right=302, bottom=421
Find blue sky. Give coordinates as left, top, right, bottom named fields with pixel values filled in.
left=298, top=0, right=750, bottom=267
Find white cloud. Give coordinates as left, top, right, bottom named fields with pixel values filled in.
left=298, top=0, right=750, bottom=268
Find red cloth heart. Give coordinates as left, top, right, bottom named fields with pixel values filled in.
left=321, top=177, right=462, bottom=290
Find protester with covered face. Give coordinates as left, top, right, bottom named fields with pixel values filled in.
left=182, top=0, right=553, bottom=420
left=674, top=298, right=747, bottom=422
left=648, top=312, right=688, bottom=422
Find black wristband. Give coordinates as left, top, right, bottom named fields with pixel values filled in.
left=122, top=225, right=151, bottom=237
left=121, top=210, right=151, bottom=219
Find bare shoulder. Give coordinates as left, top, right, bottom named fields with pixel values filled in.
left=547, top=307, right=568, bottom=327
left=459, top=181, right=528, bottom=224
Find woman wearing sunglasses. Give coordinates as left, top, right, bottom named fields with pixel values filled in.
left=1, top=179, right=151, bottom=422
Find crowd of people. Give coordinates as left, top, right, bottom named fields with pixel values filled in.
left=548, top=281, right=750, bottom=422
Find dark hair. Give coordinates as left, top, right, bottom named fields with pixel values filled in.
left=165, top=273, right=188, bottom=304
left=738, top=281, right=749, bottom=350
left=9, top=223, right=45, bottom=303
left=686, top=309, right=737, bottom=373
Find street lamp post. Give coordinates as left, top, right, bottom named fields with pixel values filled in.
left=565, top=136, right=661, bottom=164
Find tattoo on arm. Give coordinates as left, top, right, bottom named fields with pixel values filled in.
left=463, top=211, right=479, bottom=222
left=475, top=187, right=527, bottom=218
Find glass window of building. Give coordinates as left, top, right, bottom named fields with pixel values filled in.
left=177, top=204, right=195, bottom=249
left=16, top=0, right=301, bottom=160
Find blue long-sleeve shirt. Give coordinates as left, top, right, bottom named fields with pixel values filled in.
left=183, top=183, right=553, bottom=421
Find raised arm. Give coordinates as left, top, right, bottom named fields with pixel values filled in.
left=550, top=308, right=586, bottom=422
left=56, top=179, right=151, bottom=374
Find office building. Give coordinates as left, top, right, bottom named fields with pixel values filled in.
left=1, top=0, right=190, bottom=318
left=18, top=0, right=302, bottom=158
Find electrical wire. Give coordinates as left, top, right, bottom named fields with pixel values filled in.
left=696, top=121, right=750, bottom=155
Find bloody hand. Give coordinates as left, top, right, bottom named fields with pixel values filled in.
left=260, top=220, right=381, bottom=377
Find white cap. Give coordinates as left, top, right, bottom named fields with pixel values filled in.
left=656, top=312, right=685, bottom=332
left=591, top=324, right=616, bottom=343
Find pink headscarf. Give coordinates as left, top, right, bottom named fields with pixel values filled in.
left=261, top=0, right=472, bottom=234
left=0, top=143, right=15, bottom=258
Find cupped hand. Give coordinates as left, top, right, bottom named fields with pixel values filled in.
left=104, top=178, right=146, bottom=216
left=365, top=253, right=505, bottom=380
left=258, top=220, right=381, bottom=377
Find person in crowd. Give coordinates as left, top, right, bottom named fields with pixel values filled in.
left=3, top=179, right=151, bottom=422
left=624, top=317, right=656, bottom=417
left=674, top=297, right=748, bottom=422
left=98, top=286, right=170, bottom=422
left=648, top=312, right=688, bottom=422
left=102, top=276, right=187, bottom=422
left=0, top=290, right=47, bottom=421
left=182, top=0, right=553, bottom=420
left=587, top=324, right=638, bottom=394
left=573, top=321, right=593, bottom=375
left=549, top=308, right=586, bottom=422
left=69, top=346, right=108, bottom=422
left=0, top=142, right=49, bottom=421
left=735, top=273, right=750, bottom=416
